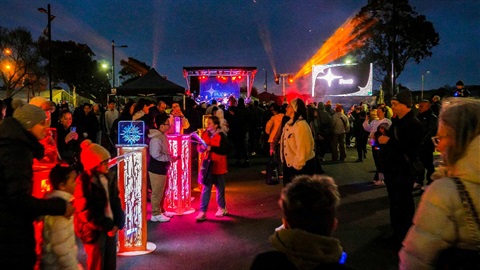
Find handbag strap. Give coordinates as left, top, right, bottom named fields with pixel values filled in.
left=452, top=177, right=480, bottom=251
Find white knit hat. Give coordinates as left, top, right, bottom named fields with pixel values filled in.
left=80, top=139, right=111, bottom=171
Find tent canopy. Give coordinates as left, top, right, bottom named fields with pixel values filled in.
left=116, top=68, right=185, bottom=97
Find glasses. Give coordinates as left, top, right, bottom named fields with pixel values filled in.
left=431, top=135, right=447, bottom=146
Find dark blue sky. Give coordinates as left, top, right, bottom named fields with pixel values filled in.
left=2, top=0, right=479, bottom=96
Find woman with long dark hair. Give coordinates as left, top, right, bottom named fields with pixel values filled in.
left=280, top=98, right=316, bottom=186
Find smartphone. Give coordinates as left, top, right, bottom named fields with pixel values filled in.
left=70, top=127, right=76, bottom=133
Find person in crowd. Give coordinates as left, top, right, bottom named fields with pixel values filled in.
left=213, top=106, right=229, bottom=134
left=316, top=102, right=333, bottom=161
left=168, top=101, right=190, bottom=134
left=148, top=114, right=178, bottom=223
left=195, top=115, right=230, bottom=221
left=56, top=110, right=82, bottom=166
left=265, top=103, right=285, bottom=182
left=183, top=98, right=202, bottom=134
left=248, top=100, right=265, bottom=156
left=378, top=89, right=422, bottom=246
left=157, top=100, right=168, bottom=117
left=104, top=100, right=119, bottom=140
left=228, top=99, right=251, bottom=167
left=74, top=139, right=125, bottom=270
left=0, top=103, right=74, bottom=268
left=75, top=103, right=100, bottom=142
left=92, top=104, right=103, bottom=144
left=111, top=100, right=135, bottom=145
left=414, top=100, right=438, bottom=190
left=41, top=164, right=82, bottom=270
left=132, top=98, right=154, bottom=122
left=399, top=98, right=480, bottom=269
left=363, top=106, right=392, bottom=185
left=250, top=175, right=353, bottom=270
left=205, top=99, right=218, bottom=115
left=0, top=99, right=6, bottom=120
left=280, top=98, right=316, bottom=186
left=454, top=80, right=470, bottom=97
left=430, top=95, right=441, bottom=117
left=352, top=106, right=369, bottom=162
left=331, top=104, right=350, bottom=162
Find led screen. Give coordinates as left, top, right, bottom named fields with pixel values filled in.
left=311, top=63, right=372, bottom=97
left=199, top=77, right=241, bottom=100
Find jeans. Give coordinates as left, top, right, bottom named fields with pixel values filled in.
left=83, top=232, right=117, bottom=270
left=199, top=174, right=226, bottom=212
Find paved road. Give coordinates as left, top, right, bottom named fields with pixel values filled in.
left=77, top=146, right=422, bottom=269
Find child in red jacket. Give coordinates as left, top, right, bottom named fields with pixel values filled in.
left=74, top=140, right=125, bottom=270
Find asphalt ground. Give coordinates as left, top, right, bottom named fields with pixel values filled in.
left=77, top=145, right=423, bottom=270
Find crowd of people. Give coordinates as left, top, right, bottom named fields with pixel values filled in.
left=0, top=87, right=478, bottom=269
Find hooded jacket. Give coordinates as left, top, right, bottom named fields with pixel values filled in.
left=251, top=229, right=352, bottom=270
left=399, top=135, right=480, bottom=270
left=0, top=118, right=66, bottom=267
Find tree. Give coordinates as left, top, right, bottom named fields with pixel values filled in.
left=350, top=0, right=440, bottom=103
left=118, top=57, right=151, bottom=85
left=39, top=39, right=110, bottom=104
left=0, top=27, right=44, bottom=98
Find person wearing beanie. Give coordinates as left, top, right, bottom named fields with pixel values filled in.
left=74, top=139, right=125, bottom=270
left=377, top=89, right=422, bottom=246
left=454, top=80, right=471, bottom=97
left=0, top=103, right=74, bottom=268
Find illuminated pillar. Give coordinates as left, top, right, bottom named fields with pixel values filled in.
left=116, top=120, right=155, bottom=255
left=165, top=134, right=195, bottom=215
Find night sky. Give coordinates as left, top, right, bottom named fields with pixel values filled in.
left=1, top=0, right=479, bottom=96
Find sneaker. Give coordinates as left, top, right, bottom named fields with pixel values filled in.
left=275, top=224, right=285, bottom=232
left=163, top=212, right=174, bottom=218
left=374, top=180, right=386, bottom=186
left=215, top=208, right=228, bottom=217
left=150, top=214, right=170, bottom=223
left=261, top=170, right=267, bottom=175
left=195, top=211, right=206, bottom=221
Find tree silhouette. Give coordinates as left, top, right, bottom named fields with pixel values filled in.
left=39, top=39, right=110, bottom=104
left=350, top=0, right=439, bottom=103
left=118, top=57, right=151, bottom=85
left=0, top=27, right=43, bottom=98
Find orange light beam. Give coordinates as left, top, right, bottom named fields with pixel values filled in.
left=294, top=14, right=376, bottom=79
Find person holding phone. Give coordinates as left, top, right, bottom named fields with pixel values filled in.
left=56, top=110, right=82, bottom=166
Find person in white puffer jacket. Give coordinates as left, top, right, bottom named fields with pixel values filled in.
left=399, top=98, right=480, bottom=270
left=42, top=165, right=82, bottom=270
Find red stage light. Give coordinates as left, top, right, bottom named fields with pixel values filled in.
left=232, top=76, right=236, bottom=81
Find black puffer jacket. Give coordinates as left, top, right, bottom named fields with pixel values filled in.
left=0, top=118, right=66, bottom=267
left=74, top=171, right=125, bottom=244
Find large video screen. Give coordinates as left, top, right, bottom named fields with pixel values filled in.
left=311, top=63, right=372, bottom=97
left=199, top=77, right=241, bottom=101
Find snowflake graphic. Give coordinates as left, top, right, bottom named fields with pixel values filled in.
left=120, top=123, right=143, bottom=145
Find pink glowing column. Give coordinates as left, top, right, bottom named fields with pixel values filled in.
left=165, top=134, right=195, bottom=215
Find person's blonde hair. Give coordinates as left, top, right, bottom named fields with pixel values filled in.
left=439, top=98, right=480, bottom=165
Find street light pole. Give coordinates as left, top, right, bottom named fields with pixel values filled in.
left=421, top=70, right=430, bottom=100
left=38, top=4, right=55, bottom=101
left=111, top=40, right=128, bottom=88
